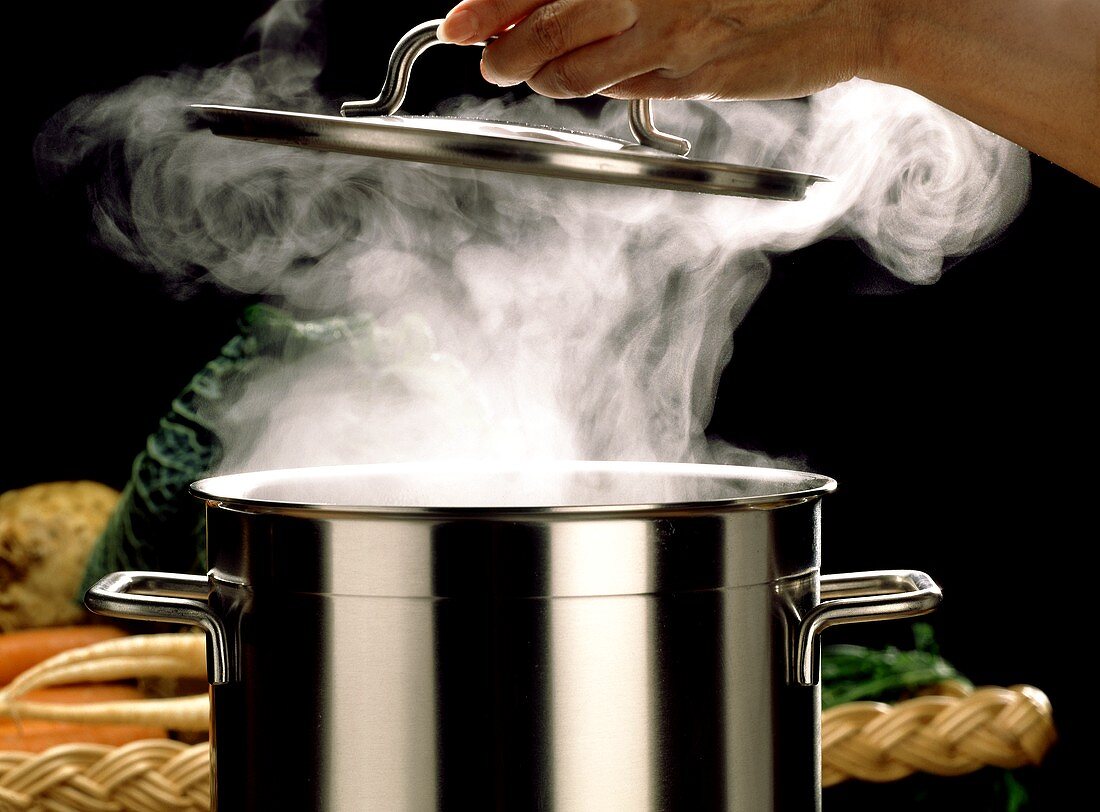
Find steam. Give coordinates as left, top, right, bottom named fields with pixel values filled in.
left=36, top=0, right=1030, bottom=481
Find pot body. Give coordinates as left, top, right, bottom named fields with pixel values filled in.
left=84, top=462, right=940, bottom=812
left=206, top=502, right=822, bottom=811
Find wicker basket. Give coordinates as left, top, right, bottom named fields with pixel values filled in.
left=0, top=634, right=1056, bottom=811
left=822, top=679, right=1055, bottom=787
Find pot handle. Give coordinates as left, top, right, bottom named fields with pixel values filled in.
left=84, top=571, right=233, bottom=685
left=793, top=569, right=942, bottom=687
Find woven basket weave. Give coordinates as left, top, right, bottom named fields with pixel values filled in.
left=822, top=680, right=1056, bottom=786
left=0, top=678, right=1055, bottom=811
left=0, top=635, right=1056, bottom=809
left=0, top=739, right=208, bottom=811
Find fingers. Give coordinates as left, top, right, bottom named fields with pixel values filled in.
left=602, top=58, right=813, bottom=102
left=602, top=72, right=697, bottom=100
left=438, top=0, right=549, bottom=45
left=525, top=30, right=660, bottom=98
left=480, top=0, right=640, bottom=87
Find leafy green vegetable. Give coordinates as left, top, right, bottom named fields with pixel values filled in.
left=821, top=640, right=968, bottom=709
left=77, top=304, right=376, bottom=597
left=1002, top=771, right=1030, bottom=812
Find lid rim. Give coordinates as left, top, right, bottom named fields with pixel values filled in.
left=190, top=104, right=826, bottom=200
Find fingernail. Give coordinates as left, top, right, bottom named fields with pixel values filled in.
left=440, top=9, right=478, bottom=44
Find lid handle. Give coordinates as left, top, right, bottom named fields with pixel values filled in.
left=626, top=97, right=691, bottom=157
left=339, top=19, right=691, bottom=157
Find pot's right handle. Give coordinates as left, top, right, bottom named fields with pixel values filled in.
left=84, top=571, right=233, bottom=685
left=793, top=570, right=942, bottom=687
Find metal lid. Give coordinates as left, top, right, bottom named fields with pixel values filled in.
left=190, top=460, right=837, bottom=516
left=191, top=20, right=825, bottom=200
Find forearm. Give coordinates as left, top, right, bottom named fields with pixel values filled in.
left=871, top=0, right=1099, bottom=184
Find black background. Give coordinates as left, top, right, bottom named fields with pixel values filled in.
left=6, top=1, right=1096, bottom=807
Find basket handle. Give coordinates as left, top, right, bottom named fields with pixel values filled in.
left=338, top=19, right=691, bottom=157
left=84, top=571, right=235, bottom=685
left=793, top=569, right=943, bottom=686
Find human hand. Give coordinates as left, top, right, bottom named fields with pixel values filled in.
left=437, top=0, right=889, bottom=101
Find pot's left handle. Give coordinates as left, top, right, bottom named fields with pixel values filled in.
left=793, top=570, right=942, bottom=686
left=84, top=571, right=234, bottom=685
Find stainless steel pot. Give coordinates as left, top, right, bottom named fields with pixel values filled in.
left=84, top=461, right=941, bottom=812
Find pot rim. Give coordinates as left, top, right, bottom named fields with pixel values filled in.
left=190, top=460, right=837, bottom=517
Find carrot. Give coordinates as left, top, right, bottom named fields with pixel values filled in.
left=0, top=625, right=126, bottom=686
left=0, top=719, right=166, bottom=752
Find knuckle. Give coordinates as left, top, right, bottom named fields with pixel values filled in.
left=600, top=81, right=635, bottom=99
left=612, top=76, right=652, bottom=99
left=530, top=5, right=569, bottom=58
left=610, top=0, right=640, bottom=31
left=659, top=45, right=707, bottom=79
left=537, top=60, right=591, bottom=98
left=656, top=63, right=691, bottom=80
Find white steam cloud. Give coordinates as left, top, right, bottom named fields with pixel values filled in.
left=36, top=1, right=1029, bottom=486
